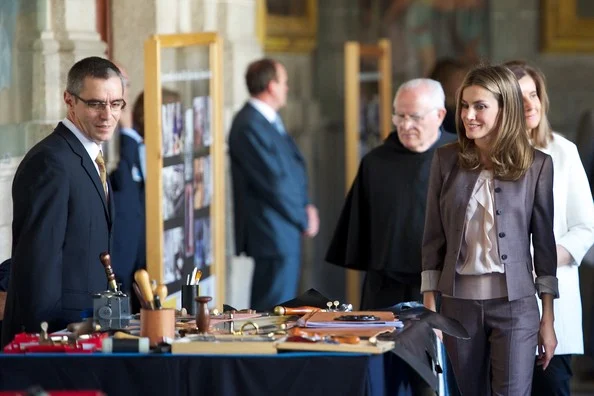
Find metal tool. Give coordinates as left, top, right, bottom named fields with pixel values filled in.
left=93, top=252, right=131, bottom=330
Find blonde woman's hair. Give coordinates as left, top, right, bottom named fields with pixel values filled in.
left=456, top=64, right=534, bottom=180
left=504, top=60, right=553, bottom=148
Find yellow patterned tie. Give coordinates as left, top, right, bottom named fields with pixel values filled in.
left=95, top=151, right=108, bottom=198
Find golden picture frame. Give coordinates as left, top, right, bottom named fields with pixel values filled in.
left=542, top=0, right=594, bottom=52
left=257, top=0, right=318, bottom=52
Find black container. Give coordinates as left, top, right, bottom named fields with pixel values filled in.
left=181, top=284, right=200, bottom=315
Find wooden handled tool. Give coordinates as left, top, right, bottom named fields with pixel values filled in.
left=132, top=282, right=150, bottom=309
left=194, top=269, right=202, bottom=284
left=155, top=284, right=168, bottom=302
left=113, top=331, right=141, bottom=340
left=273, top=306, right=320, bottom=316
left=134, top=269, right=154, bottom=309
left=195, top=296, right=212, bottom=334
left=153, top=284, right=168, bottom=309
left=99, top=252, right=118, bottom=292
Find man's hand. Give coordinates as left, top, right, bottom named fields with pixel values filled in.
left=304, top=204, right=319, bottom=238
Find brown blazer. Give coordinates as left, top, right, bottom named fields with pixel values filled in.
left=422, top=144, right=558, bottom=301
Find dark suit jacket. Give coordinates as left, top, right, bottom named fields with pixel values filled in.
left=109, top=132, right=146, bottom=294
left=229, top=103, right=309, bottom=258
left=422, top=144, right=558, bottom=301
left=2, top=122, right=113, bottom=346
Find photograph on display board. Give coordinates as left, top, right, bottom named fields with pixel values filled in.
left=193, top=96, right=212, bottom=149
left=193, top=156, right=212, bottom=210
left=163, top=226, right=184, bottom=284
left=197, top=274, right=215, bottom=303
left=183, top=107, right=194, bottom=182
left=162, top=101, right=184, bottom=157
left=194, top=217, right=212, bottom=269
left=184, top=183, right=194, bottom=257
left=162, top=164, right=185, bottom=221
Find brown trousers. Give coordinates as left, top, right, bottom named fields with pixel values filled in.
left=441, top=295, right=540, bottom=396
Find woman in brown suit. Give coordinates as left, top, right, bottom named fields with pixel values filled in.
left=421, top=64, right=558, bottom=395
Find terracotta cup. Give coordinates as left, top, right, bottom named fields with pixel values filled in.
left=140, top=308, right=175, bottom=347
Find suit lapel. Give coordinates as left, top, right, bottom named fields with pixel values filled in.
left=449, top=165, right=481, bottom=241
left=107, top=178, right=115, bottom=230
left=243, top=103, right=306, bottom=167
left=457, top=168, right=481, bottom=209
left=56, top=124, right=112, bottom=226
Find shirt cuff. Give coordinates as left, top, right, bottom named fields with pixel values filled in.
left=421, top=270, right=441, bottom=293
left=535, top=275, right=559, bottom=299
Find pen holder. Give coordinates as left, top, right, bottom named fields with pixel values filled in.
left=140, top=308, right=175, bottom=347
left=181, top=285, right=200, bottom=315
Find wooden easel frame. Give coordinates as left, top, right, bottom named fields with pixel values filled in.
left=144, top=32, right=225, bottom=308
left=343, top=39, right=392, bottom=308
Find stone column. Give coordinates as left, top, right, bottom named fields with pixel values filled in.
left=0, top=0, right=106, bottom=261
left=308, top=1, right=361, bottom=301
left=216, top=0, right=263, bottom=307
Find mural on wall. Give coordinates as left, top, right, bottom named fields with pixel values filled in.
left=361, top=0, right=489, bottom=83
left=0, top=0, right=18, bottom=91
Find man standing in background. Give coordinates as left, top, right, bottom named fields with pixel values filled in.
left=229, top=58, right=319, bottom=311
left=109, top=67, right=146, bottom=312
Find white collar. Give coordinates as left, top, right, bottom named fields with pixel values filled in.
left=120, top=127, right=143, bottom=144
left=248, top=98, right=278, bottom=123
left=62, top=118, right=102, bottom=161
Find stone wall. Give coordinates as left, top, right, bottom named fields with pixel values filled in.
left=0, top=0, right=106, bottom=262
left=490, top=0, right=594, bottom=141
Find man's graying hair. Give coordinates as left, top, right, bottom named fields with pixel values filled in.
left=395, top=78, right=446, bottom=109
left=66, top=56, right=124, bottom=95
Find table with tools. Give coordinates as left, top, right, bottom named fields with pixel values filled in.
left=0, top=259, right=466, bottom=395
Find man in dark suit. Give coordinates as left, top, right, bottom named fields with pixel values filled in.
left=2, top=57, right=125, bottom=346
left=229, top=58, right=319, bottom=311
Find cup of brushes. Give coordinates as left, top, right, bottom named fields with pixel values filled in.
left=181, top=268, right=202, bottom=315
left=135, top=269, right=174, bottom=346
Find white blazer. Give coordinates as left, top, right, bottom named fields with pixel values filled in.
left=537, top=133, right=594, bottom=355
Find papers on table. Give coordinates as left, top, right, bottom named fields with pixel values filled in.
left=297, top=311, right=403, bottom=329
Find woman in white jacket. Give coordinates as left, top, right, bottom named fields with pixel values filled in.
left=506, top=60, right=594, bottom=396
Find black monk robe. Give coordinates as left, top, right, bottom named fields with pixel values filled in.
left=326, top=130, right=456, bottom=277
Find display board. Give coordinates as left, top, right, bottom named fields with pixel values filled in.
left=343, top=39, right=392, bottom=307
left=144, top=33, right=225, bottom=308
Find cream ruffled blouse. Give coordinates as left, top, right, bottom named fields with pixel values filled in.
left=457, top=170, right=505, bottom=275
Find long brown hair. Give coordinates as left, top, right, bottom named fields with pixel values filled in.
left=456, top=64, right=534, bottom=180
left=504, top=60, right=553, bottom=148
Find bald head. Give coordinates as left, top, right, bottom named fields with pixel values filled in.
left=392, top=79, right=446, bottom=152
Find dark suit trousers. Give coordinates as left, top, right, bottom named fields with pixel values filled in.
left=531, top=355, right=572, bottom=396
left=250, top=255, right=300, bottom=311
left=441, top=295, right=540, bottom=396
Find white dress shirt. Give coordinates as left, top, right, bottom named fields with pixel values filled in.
left=62, top=118, right=104, bottom=179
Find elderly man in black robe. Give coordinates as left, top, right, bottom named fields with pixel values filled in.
left=326, top=78, right=456, bottom=309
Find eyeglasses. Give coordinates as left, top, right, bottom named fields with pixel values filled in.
left=392, top=108, right=437, bottom=125
left=69, top=92, right=127, bottom=112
